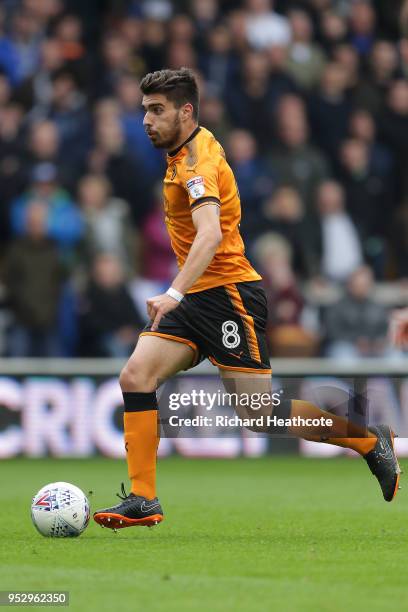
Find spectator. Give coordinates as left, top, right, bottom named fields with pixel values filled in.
left=168, top=14, right=195, bottom=46
left=78, top=252, right=144, bottom=357
left=88, top=113, right=152, bottom=227
left=140, top=19, right=167, bottom=74
left=190, top=0, right=219, bottom=36
left=379, top=80, right=408, bottom=201
left=120, top=17, right=144, bottom=58
left=92, top=96, right=119, bottom=124
left=339, top=138, right=388, bottom=274
left=199, top=24, right=236, bottom=98
left=199, top=95, right=232, bottom=146
left=252, top=232, right=318, bottom=356
left=22, top=0, right=62, bottom=28
left=348, top=109, right=393, bottom=181
left=0, top=9, right=43, bottom=86
left=141, top=186, right=175, bottom=283
left=26, top=119, right=80, bottom=190
left=244, top=0, right=291, bottom=50
left=115, top=74, right=164, bottom=181
left=228, top=9, right=251, bottom=54
left=269, top=95, right=329, bottom=213
left=226, top=129, right=275, bottom=238
left=10, top=162, right=84, bottom=264
left=45, top=68, right=91, bottom=160
left=309, top=62, right=352, bottom=164
left=167, top=41, right=197, bottom=71
left=319, top=10, right=348, bottom=55
left=333, top=44, right=360, bottom=91
left=286, top=9, right=326, bottom=90
left=348, top=0, right=376, bottom=57
left=266, top=43, right=299, bottom=111
left=4, top=200, right=64, bottom=356
left=315, top=180, right=363, bottom=282
left=13, top=37, right=64, bottom=111
left=324, top=265, right=392, bottom=359
left=353, top=40, right=399, bottom=116
left=225, top=51, right=274, bottom=148
left=52, top=13, right=85, bottom=65
left=93, top=32, right=134, bottom=99
left=28, top=120, right=59, bottom=165
left=78, top=173, right=136, bottom=275
left=260, top=186, right=317, bottom=277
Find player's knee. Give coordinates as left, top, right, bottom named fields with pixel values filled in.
left=119, top=359, right=157, bottom=392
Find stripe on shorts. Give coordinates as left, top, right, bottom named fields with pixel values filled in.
left=224, top=284, right=261, bottom=364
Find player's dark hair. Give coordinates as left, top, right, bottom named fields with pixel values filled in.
left=140, top=68, right=199, bottom=120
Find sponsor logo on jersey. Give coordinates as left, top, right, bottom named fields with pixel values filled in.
left=187, top=176, right=205, bottom=199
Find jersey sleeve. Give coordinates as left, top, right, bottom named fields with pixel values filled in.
left=182, top=158, right=221, bottom=211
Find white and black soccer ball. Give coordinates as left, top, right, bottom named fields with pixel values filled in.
left=31, top=482, right=90, bottom=537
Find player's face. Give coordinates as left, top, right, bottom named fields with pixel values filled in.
left=142, top=94, right=182, bottom=149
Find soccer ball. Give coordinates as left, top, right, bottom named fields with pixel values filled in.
left=31, top=482, right=90, bottom=538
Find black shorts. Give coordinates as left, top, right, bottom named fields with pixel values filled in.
left=141, top=280, right=271, bottom=373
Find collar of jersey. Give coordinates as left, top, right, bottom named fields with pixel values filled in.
left=167, top=126, right=201, bottom=158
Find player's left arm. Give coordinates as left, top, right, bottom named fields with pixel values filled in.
left=148, top=204, right=222, bottom=331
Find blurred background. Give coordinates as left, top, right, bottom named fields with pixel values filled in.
left=2, top=5, right=408, bottom=603
left=1, top=0, right=408, bottom=360
left=2, top=0, right=408, bottom=460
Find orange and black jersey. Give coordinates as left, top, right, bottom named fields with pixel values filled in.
left=163, top=126, right=261, bottom=293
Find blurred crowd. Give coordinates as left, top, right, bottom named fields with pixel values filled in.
left=0, top=0, right=407, bottom=359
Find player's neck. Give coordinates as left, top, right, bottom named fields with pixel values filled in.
left=167, top=123, right=200, bottom=157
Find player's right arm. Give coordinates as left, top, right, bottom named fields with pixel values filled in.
left=171, top=148, right=224, bottom=293
left=171, top=204, right=222, bottom=296
left=148, top=204, right=222, bottom=332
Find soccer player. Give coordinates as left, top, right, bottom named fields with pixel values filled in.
left=93, top=69, right=400, bottom=529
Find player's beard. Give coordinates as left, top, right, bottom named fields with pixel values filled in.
left=151, top=115, right=182, bottom=150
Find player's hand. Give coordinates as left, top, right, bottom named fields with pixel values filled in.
left=389, top=307, right=408, bottom=347
left=146, top=293, right=180, bottom=332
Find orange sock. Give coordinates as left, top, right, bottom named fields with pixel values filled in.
left=288, top=400, right=377, bottom=456
left=123, top=392, right=159, bottom=499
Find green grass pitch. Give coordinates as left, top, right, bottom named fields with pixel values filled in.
left=1, top=456, right=407, bottom=612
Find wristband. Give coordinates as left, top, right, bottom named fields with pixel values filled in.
left=166, top=287, right=184, bottom=302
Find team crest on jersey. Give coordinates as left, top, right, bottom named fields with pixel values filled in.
left=169, top=164, right=177, bottom=180
left=186, top=175, right=205, bottom=199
